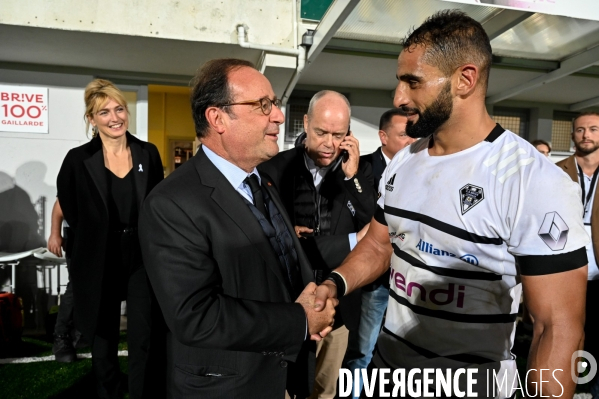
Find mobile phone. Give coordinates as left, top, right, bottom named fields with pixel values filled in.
left=331, top=126, right=350, bottom=172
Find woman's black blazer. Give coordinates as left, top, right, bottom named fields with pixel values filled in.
left=56, top=132, right=163, bottom=337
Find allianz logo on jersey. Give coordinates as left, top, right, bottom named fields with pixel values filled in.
left=415, top=239, right=479, bottom=266
left=385, top=174, right=396, bottom=192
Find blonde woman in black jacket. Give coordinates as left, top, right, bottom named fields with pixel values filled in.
left=57, top=79, right=164, bottom=399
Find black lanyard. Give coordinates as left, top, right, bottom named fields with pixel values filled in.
left=577, top=163, right=599, bottom=215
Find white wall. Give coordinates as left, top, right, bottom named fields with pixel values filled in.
left=0, top=0, right=296, bottom=48
left=351, top=105, right=387, bottom=155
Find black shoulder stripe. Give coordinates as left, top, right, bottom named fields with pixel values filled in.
left=381, top=327, right=495, bottom=365
left=385, top=206, right=503, bottom=245
left=389, top=290, right=517, bottom=324
left=374, top=205, right=387, bottom=226
left=518, top=247, right=588, bottom=276
left=485, top=123, right=506, bottom=143
left=393, top=244, right=502, bottom=281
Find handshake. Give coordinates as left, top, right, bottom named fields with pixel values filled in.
left=295, top=281, right=339, bottom=342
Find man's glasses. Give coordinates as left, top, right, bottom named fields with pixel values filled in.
left=220, top=97, right=282, bottom=116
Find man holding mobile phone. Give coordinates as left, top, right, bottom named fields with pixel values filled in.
left=259, top=90, right=375, bottom=399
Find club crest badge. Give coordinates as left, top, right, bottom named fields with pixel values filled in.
left=459, top=184, right=484, bottom=215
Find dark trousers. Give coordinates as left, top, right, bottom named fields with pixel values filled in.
left=92, top=230, right=165, bottom=399
left=54, top=263, right=74, bottom=335
left=585, top=280, right=599, bottom=398
left=585, top=280, right=599, bottom=357
left=55, top=227, right=75, bottom=336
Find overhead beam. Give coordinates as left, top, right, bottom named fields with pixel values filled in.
left=482, top=9, right=533, bottom=41
left=0, top=61, right=193, bottom=86
left=281, top=0, right=360, bottom=105
left=486, top=44, right=599, bottom=104
left=570, top=95, right=599, bottom=111
left=306, top=0, right=361, bottom=64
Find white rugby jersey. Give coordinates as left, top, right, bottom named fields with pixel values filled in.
left=373, top=125, right=589, bottom=397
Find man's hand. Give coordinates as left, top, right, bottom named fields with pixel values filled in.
left=296, top=282, right=337, bottom=341
left=47, top=232, right=63, bottom=257
left=294, top=225, right=313, bottom=239
left=313, top=280, right=338, bottom=312
left=339, top=132, right=360, bottom=179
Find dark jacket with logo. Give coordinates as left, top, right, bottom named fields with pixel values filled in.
left=259, top=146, right=376, bottom=330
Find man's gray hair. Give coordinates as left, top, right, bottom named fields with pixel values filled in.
left=306, top=90, right=351, bottom=120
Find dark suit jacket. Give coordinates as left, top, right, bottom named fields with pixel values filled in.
left=259, top=146, right=376, bottom=330
left=557, top=155, right=599, bottom=259
left=139, top=147, right=315, bottom=399
left=360, top=147, right=387, bottom=194
left=56, top=132, right=163, bottom=338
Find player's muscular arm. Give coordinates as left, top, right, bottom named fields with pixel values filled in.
left=316, top=218, right=391, bottom=304
left=522, top=265, right=587, bottom=398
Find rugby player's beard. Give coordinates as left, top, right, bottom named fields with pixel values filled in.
left=575, top=139, right=599, bottom=155
left=403, top=81, right=453, bottom=139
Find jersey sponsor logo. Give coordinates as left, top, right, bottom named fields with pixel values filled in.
left=416, top=239, right=480, bottom=266
left=389, top=232, right=406, bottom=241
left=459, top=254, right=479, bottom=266
left=538, top=211, right=569, bottom=250
left=416, top=239, right=456, bottom=257
left=460, top=184, right=484, bottom=215
left=390, top=267, right=466, bottom=308
left=385, top=174, right=396, bottom=192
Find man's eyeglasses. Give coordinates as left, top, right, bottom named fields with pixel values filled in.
left=220, top=97, right=282, bottom=116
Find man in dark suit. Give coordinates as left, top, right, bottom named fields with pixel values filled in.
left=259, top=91, right=375, bottom=399
left=343, top=109, right=415, bottom=397
left=139, top=59, right=336, bottom=399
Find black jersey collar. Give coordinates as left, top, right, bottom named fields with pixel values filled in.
left=484, top=123, right=506, bottom=143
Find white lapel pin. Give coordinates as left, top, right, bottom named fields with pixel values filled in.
left=138, top=164, right=143, bottom=172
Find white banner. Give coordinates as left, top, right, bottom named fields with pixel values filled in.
left=0, top=85, right=49, bottom=134
left=443, top=0, right=599, bottom=21
left=482, top=0, right=555, bottom=13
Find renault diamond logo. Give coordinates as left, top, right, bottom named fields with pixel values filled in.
left=459, top=184, right=484, bottom=215
left=538, top=212, right=569, bottom=251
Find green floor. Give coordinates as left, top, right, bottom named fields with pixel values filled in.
left=0, top=327, right=593, bottom=398
left=0, top=334, right=129, bottom=399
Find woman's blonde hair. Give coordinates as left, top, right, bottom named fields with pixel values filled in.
left=84, top=79, right=128, bottom=137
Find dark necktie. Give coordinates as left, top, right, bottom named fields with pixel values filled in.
left=244, top=174, right=268, bottom=219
